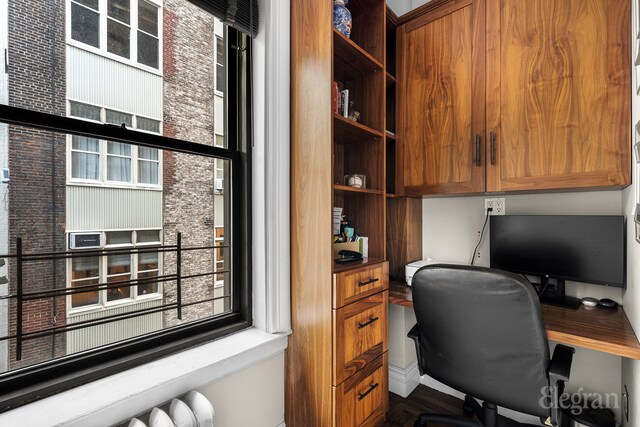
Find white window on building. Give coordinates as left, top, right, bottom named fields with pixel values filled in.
left=69, top=229, right=162, bottom=310
left=68, top=100, right=162, bottom=187
left=215, top=35, right=224, bottom=93
left=214, top=227, right=224, bottom=287
left=69, top=0, right=161, bottom=70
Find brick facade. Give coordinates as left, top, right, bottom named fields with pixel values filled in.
left=7, top=0, right=67, bottom=369
left=162, top=0, right=219, bottom=326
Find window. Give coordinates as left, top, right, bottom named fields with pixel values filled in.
left=0, top=6, right=251, bottom=411
left=68, top=101, right=162, bottom=186
left=216, top=36, right=224, bottom=93
left=69, top=230, right=161, bottom=309
left=69, top=0, right=161, bottom=69
left=71, top=0, right=100, bottom=48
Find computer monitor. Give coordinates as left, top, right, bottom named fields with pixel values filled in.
left=490, top=215, right=625, bottom=308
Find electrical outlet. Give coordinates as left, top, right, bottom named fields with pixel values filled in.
left=484, top=198, right=506, bottom=215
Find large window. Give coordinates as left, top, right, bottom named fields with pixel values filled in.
left=0, top=19, right=251, bottom=410
left=68, top=101, right=162, bottom=186
left=70, top=0, right=161, bottom=69
left=69, top=230, right=161, bottom=309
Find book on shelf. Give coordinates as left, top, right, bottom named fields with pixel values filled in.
left=332, top=82, right=339, bottom=114
left=333, top=207, right=343, bottom=235
left=340, top=89, right=349, bottom=118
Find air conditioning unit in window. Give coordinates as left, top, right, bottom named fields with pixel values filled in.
left=215, top=178, right=224, bottom=192
left=69, top=232, right=103, bottom=249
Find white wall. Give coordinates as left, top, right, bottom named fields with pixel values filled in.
left=416, top=191, right=625, bottom=422
left=621, top=0, right=640, bottom=424
left=198, top=352, right=285, bottom=426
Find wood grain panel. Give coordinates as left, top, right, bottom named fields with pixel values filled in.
left=388, top=281, right=640, bottom=359
left=400, top=0, right=485, bottom=195
left=386, top=197, right=422, bottom=281
left=334, top=291, right=389, bottom=385
left=333, top=261, right=389, bottom=309
left=288, top=0, right=334, bottom=424
left=334, top=352, right=389, bottom=427
left=485, top=0, right=631, bottom=192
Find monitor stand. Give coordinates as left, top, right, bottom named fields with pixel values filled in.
left=537, top=277, right=581, bottom=309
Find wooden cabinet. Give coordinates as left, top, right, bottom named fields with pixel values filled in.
left=399, top=0, right=630, bottom=196
left=399, top=0, right=486, bottom=195
left=288, top=0, right=389, bottom=425
left=333, top=353, right=389, bottom=426
left=485, top=0, right=630, bottom=192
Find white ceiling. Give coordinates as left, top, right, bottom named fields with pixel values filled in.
left=386, top=0, right=432, bottom=16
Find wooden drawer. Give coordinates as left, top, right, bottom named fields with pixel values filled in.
left=333, top=352, right=388, bottom=427
left=333, top=291, right=388, bottom=385
left=333, top=262, right=388, bottom=308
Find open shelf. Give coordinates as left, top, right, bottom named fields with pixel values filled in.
left=334, top=113, right=383, bottom=143
left=333, top=257, right=387, bottom=273
left=334, top=184, right=384, bottom=195
left=333, top=29, right=384, bottom=82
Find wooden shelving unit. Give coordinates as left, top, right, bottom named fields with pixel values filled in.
left=289, top=0, right=389, bottom=425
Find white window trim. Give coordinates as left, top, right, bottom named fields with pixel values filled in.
left=66, top=99, right=164, bottom=189
left=66, top=0, right=164, bottom=76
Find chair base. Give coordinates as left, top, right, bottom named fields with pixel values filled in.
left=413, top=395, right=544, bottom=427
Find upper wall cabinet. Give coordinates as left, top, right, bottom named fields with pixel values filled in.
left=485, top=0, right=630, bottom=192
left=400, top=0, right=630, bottom=196
left=399, top=0, right=486, bottom=195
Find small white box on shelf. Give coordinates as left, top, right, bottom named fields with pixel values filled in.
left=405, top=257, right=438, bottom=286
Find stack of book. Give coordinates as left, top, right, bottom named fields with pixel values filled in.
left=332, top=82, right=349, bottom=118
left=333, top=207, right=343, bottom=235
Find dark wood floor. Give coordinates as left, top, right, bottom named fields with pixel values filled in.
left=384, top=385, right=515, bottom=427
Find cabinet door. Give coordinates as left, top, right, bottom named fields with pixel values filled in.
left=486, top=0, right=630, bottom=192
left=399, top=0, right=486, bottom=195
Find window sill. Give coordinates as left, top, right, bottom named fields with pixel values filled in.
left=0, top=328, right=289, bottom=427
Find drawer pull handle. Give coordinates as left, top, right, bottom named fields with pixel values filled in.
left=357, top=382, right=380, bottom=401
left=358, top=316, right=379, bottom=329
left=358, top=278, right=379, bottom=287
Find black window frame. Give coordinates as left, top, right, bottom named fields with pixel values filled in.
left=0, top=27, right=252, bottom=413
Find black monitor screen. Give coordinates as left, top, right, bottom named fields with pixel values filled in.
left=490, top=215, right=625, bottom=288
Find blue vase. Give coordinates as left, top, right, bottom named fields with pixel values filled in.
left=333, top=0, right=352, bottom=38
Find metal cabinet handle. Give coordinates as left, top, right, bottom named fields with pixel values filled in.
left=490, top=131, right=496, bottom=165
left=475, top=134, right=481, bottom=166
left=358, top=382, right=380, bottom=401
left=358, top=278, right=379, bottom=287
left=358, top=316, right=380, bottom=329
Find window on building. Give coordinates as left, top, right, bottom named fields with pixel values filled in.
left=216, top=36, right=224, bottom=93
left=71, top=0, right=100, bottom=48
left=69, top=230, right=162, bottom=309
left=68, top=101, right=161, bottom=186
left=70, top=0, right=161, bottom=69
left=138, top=0, right=159, bottom=68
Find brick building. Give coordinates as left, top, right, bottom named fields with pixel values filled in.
left=0, top=0, right=226, bottom=372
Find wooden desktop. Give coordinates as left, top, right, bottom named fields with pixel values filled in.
left=389, top=281, right=640, bottom=360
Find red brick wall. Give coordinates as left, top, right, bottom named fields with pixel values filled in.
left=7, top=0, right=67, bottom=370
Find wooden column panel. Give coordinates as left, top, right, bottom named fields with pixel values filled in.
left=386, top=197, right=423, bottom=281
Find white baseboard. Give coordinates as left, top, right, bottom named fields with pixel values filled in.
left=389, top=361, right=421, bottom=398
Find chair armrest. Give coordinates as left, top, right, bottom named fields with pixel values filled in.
left=549, top=344, right=575, bottom=426
left=408, top=324, right=425, bottom=376
left=549, top=344, right=574, bottom=383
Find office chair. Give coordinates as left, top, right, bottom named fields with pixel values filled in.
left=408, top=264, right=574, bottom=427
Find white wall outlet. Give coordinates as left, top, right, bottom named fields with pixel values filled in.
left=484, top=198, right=506, bottom=215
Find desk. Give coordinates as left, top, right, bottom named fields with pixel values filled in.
left=389, top=281, right=640, bottom=360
